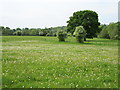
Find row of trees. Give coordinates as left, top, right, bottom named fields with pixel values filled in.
left=1, top=10, right=119, bottom=40
left=1, top=26, right=66, bottom=36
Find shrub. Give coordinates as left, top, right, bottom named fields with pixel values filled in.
left=57, top=31, right=67, bottom=41
left=73, top=26, right=86, bottom=43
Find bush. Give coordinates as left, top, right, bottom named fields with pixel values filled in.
left=57, top=31, right=67, bottom=41
left=73, top=26, right=86, bottom=43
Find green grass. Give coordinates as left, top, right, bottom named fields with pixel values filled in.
left=2, top=36, right=118, bottom=88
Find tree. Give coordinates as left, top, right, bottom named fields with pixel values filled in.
left=13, top=30, right=22, bottom=36
left=98, top=24, right=107, bottom=33
left=57, top=31, right=67, bottom=42
left=39, top=29, right=48, bottom=36
left=67, top=10, right=100, bottom=39
left=22, top=28, right=30, bottom=36
left=16, top=28, right=21, bottom=31
left=73, top=26, right=86, bottom=43
left=29, top=29, right=39, bottom=36
left=98, top=22, right=120, bottom=40
left=107, top=22, right=119, bottom=40
left=0, top=26, right=4, bottom=36
left=1, top=27, right=13, bottom=35
left=96, top=24, right=106, bottom=37
left=98, top=26, right=110, bottom=39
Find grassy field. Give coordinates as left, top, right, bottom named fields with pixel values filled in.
left=2, top=36, right=118, bottom=88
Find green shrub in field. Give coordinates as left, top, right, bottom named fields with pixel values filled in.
left=73, top=26, right=86, bottom=43
left=57, top=31, right=67, bottom=41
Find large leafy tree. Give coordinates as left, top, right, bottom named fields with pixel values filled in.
left=67, top=10, right=100, bottom=38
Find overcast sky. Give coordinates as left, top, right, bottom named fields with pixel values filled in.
left=0, top=0, right=119, bottom=29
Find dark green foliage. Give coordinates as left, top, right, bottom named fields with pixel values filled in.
left=13, top=30, right=22, bottom=36
left=1, top=26, right=13, bottom=36
left=16, top=28, right=21, bottom=30
left=73, top=26, right=86, bottom=43
left=67, top=10, right=100, bottom=38
left=0, top=26, right=4, bottom=36
left=98, top=22, right=120, bottom=40
left=57, top=31, right=67, bottom=42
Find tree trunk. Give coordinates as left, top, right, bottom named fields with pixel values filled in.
left=84, top=37, right=86, bottom=41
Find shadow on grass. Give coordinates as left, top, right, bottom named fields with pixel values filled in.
left=45, top=38, right=118, bottom=46
left=83, top=39, right=118, bottom=46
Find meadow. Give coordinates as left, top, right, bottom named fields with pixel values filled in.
left=2, top=36, right=118, bottom=88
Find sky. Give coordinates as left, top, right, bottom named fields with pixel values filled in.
left=118, top=1, right=120, bottom=22
left=0, top=0, right=119, bottom=29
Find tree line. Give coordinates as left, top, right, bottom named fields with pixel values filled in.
left=0, top=10, right=119, bottom=40
left=0, top=26, right=66, bottom=36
